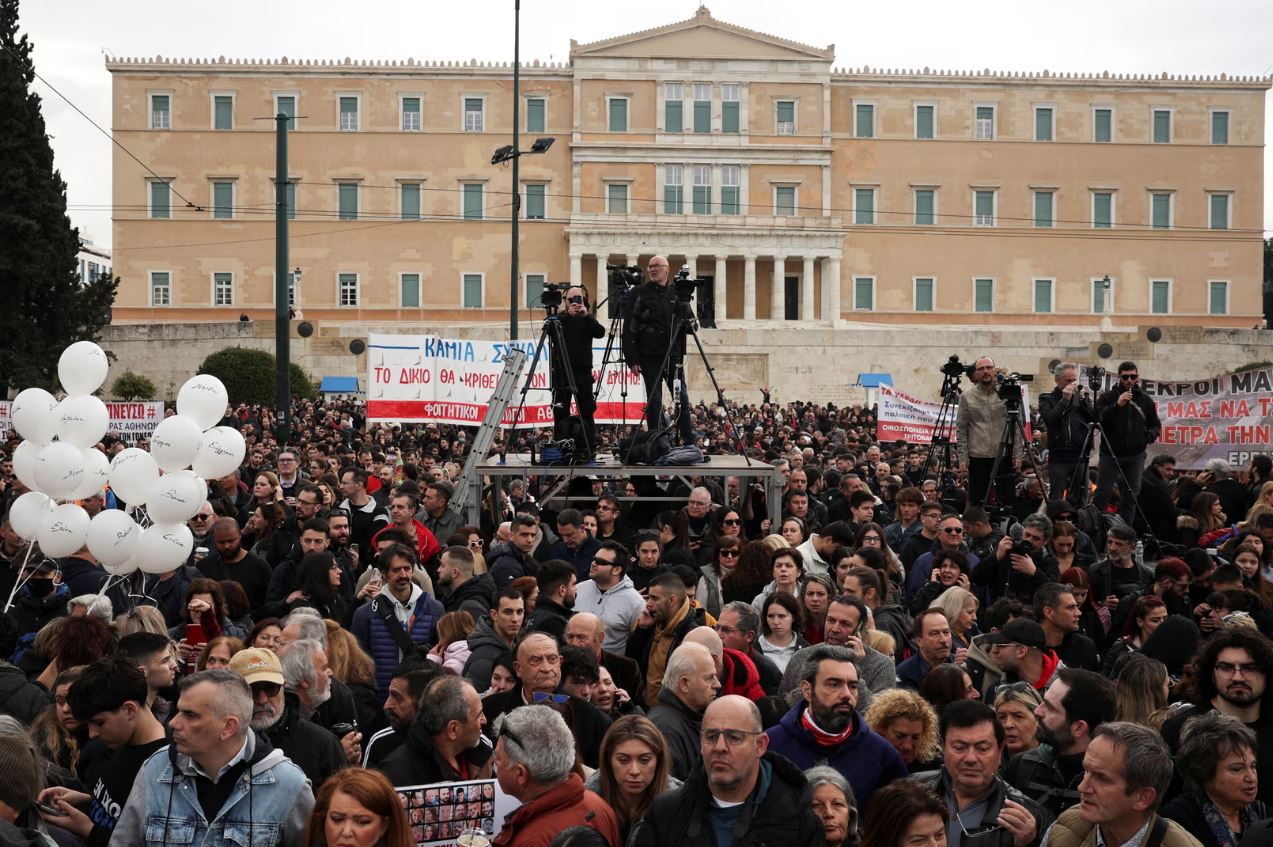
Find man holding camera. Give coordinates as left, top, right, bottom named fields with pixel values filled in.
left=1094, top=361, right=1161, bottom=525
left=957, top=356, right=1020, bottom=508
left=623, top=256, right=692, bottom=444
left=1039, top=363, right=1096, bottom=505
left=550, top=285, right=605, bottom=458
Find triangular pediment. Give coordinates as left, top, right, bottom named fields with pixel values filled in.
left=570, top=6, right=834, bottom=63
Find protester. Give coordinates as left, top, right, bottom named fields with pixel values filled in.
left=304, top=767, right=413, bottom=847
left=584, top=715, right=678, bottom=844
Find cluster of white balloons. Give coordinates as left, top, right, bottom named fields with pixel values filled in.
left=7, top=342, right=246, bottom=579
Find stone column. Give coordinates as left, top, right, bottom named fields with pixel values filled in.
left=714, top=255, right=727, bottom=326
left=802, top=256, right=815, bottom=321
left=570, top=252, right=583, bottom=285
left=594, top=254, right=609, bottom=320
left=743, top=253, right=757, bottom=321
left=824, top=256, right=842, bottom=323
left=771, top=255, right=786, bottom=321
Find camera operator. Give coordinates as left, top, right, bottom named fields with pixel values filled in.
left=622, top=255, right=691, bottom=443
left=1093, top=361, right=1161, bottom=525
left=550, top=285, right=605, bottom=457
left=956, top=356, right=1021, bottom=508
left=1038, top=363, right=1095, bottom=505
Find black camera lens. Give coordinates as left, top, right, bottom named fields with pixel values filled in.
left=567, top=296, right=583, bottom=304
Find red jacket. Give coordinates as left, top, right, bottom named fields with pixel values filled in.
left=493, top=773, right=620, bottom=847
left=721, top=647, right=766, bottom=701
left=371, top=518, right=440, bottom=564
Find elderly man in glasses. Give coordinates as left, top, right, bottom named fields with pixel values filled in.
left=1093, top=360, right=1162, bottom=524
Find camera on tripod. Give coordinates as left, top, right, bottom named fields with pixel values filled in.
left=606, top=264, right=642, bottom=289
left=995, top=372, right=1034, bottom=404
left=941, top=355, right=969, bottom=379
left=1086, top=365, right=1106, bottom=393
left=540, top=282, right=570, bottom=310
left=673, top=267, right=705, bottom=303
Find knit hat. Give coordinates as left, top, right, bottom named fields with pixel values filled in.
left=0, top=724, right=43, bottom=813
left=228, top=648, right=285, bottom=686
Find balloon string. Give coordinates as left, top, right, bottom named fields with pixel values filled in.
left=1, top=542, right=38, bottom=614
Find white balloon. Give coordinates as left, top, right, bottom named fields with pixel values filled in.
left=136, top=523, right=193, bottom=575
left=57, top=395, right=110, bottom=448
left=196, top=476, right=209, bottom=506
left=144, top=470, right=204, bottom=524
left=9, top=491, right=55, bottom=541
left=37, top=503, right=90, bottom=558
left=58, top=341, right=110, bottom=397
left=150, top=415, right=203, bottom=472
left=35, top=441, right=87, bottom=500
left=177, top=375, right=229, bottom=431
left=103, top=553, right=140, bottom=578
left=87, top=509, right=142, bottom=569
left=11, top=388, right=60, bottom=445
left=108, top=448, right=160, bottom=505
left=12, top=440, right=41, bottom=491
left=191, top=426, right=247, bottom=479
left=71, top=447, right=112, bottom=501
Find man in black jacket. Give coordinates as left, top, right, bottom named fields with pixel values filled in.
left=630, top=694, right=825, bottom=847
left=1038, top=363, right=1096, bottom=505
left=1093, top=361, right=1162, bottom=525
left=622, top=256, right=691, bottom=444
left=549, top=286, right=605, bottom=458
left=527, top=559, right=576, bottom=642
left=379, top=676, right=491, bottom=787
left=647, top=642, right=720, bottom=780
left=436, top=544, right=495, bottom=620
left=1136, top=453, right=1179, bottom=543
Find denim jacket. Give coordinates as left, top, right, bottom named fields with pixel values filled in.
left=109, top=734, right=313, bottom=847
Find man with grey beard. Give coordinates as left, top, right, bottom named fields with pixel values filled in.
left=230, top=646, right=345, bottom=786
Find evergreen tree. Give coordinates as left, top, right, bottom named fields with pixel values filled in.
left=0, top=0, right=117, bottom=393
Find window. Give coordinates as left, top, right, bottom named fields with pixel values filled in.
left=338, top=273, right=359, bottom=307
left=915, top=104, right=935, bottom=139
left=1211, top=110, right=1229, bottom=145
left=1092, top=191, right=1114, bottom=228
left=606, top=183, right=629, bottom=215
left=150, top=94, right=170, bottom=129
left=338, top=183, right=359, bottom=220
left=400, top=273, right=420, bottom=309
left=776, top=100, right=795, bottom=135
left=1209, top=193, right=1230, bottom=230
left=914, top=277, right=935, bottom=312
left=400, top=183, right=421, bottom=220
left=401, top=97, right=422, bottom=132
left=462, top=183, right=484, bottom=220
left=339, top=96, right=359, bottom=131
left=914, top=189, right=935, bottom=225
left=275, top=94, right=297, bottom=130
left=1150, top=280, right=1171, bottom=315
left=663, top=165, right=684, bottom=214
left=1152, top=109, right=1171, bottom=143
left=608, top=97, right=628, bottom=132
left=1033, top=190, right=1054, bottom=228
left=525, top=96, right=545, bottom=133
left=721, top=166, right=741, bottom=215
left=1092, top=278, right=1114, bottom=313
left=149, top=180, right=171, bottom=219
left=524, top=183, right=545, bottom=220
left=462, top=273, right=483, bottom=308
left=150, top=272, right=171, bottom=306
left=853, top=277, right=874, bottom=311
left=974, top=105, right=995, bottom=140
left=525, top=273, right=547, bottom=308
left=854, top=187, right=876, bottom=225
left=213, top=272, right=233, bottom=306
left=1034, top=106, right=1053, bottom=141
left=693, top=83, right=711, bottom=133
left=722, top=84, right=740, bottom=133
left=213, top=95, right=233, bottom=130
left=1209, top=281, right=1229, bottom=315
left=855, top=103, right=874, bottom=138
left=974, top=279, right=994, bottom=312
left=664, top=83, right=683, bottom=133
left=774, top=185, right=796, bottom=217
left=1151, top=192, right=1172, bottom=229
left=692, top=166, right=711, bottom=215
left=464, top=97, right=484, bottom=132
left=1088, top=109, right=1113, bottom=145
left=974, top=190, right=995, bottom=226
left=285, top=181, right=296, bottom=221
left=1033, top=279, right=1053, bottom=313
left=212, top=181, right=234, bottom=220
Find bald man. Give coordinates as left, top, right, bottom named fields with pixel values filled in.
left=564, top=613, right=643, bottom=703
left=956, top=355, right=1020, bottom=507
left=622, top=255, right=692, bottom=443
left=550, top=285, right=605, bottom=457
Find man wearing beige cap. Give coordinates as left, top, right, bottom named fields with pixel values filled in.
left=230, top=647, right=345, bottom=787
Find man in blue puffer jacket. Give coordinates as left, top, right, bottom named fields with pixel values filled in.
left=351, top=543, right=443, bottom=697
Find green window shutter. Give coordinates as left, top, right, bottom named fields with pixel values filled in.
left=915, top=105, right=934, bottom=139
left=150, top=181, right=170, bottom=218
left=915, top=278, right=934, bottom=312
left=286, top=182, right=296, bottom=220
left=525, top=184, right=545, bottom=220
left=1209, top=281, right=1227, bottom=315
left=151, top=95, right=170, bottom=128
left=722, top=101, right=738, bottom=133
left=776, top=101, right=794, bottom=126
left=854, top=278, right=874, bottom=310
left=1094, top=109, right=1112, bottom=142
left=1210, top=194, right=1229, bottom=230
left=1211, top=111, right=1229, bottom=145
left=1093, top=192, right=1112, bottom=228
left=855, top=104, right=874, bottom=138
left=665, top=100, right=683, bottom=133
left=974, top=190, right=994, bottom=224
left=1034, top=191, right=1053, bottom=228
left=464, top=98, right=484, bottom=131
left=525, top=275, right=546, bottom=308
left=663, top=185, right=683, bottom=215
left=775, top=186, right=795, bottom=216
left=693, top=99, right=711, bottom=133
left=213, top=182, right=233, bottom=219
left=721, top=186, right=740, bottom=215
left=692, top=186, right=710, bottom=215
left=1151, top=193, right=1170, bottom=229
left=277, top=96, right=296, bottom=130
left=401, top=97, right=421, bottom=131
left=526, top=98, right=545, bottom=132
left=608, top=99, right=627, bottom=132
left=974, top=279, right=994, bottom=312
left=975, top=106, right=995, bottom=139
left=401, top=274, right=420, bottom=308
left=1034, top=280, right=1052, bottom=313
left=214, top=96, right=233, bottom=130
left=463, top=184, right=483, bottom=220
left=1035, top=108, right=1052, bottom=141
left=339, top=96, right=358, bottom=130
left=607, top=184, right=626, bottom=214
left=462, top=274, right=483, bottom=308
left=1150, top=281, right=1169, bottom=314
left=854, top=188, right=875, bottom=225
left=915, top=189, right=934, bottom=225
left=401, top=184, right=421, bottom=220
left=1153, top=110, right=1170, bottom=143
left=338, top=184, right=358, bottom=220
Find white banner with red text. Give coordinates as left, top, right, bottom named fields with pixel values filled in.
left=0, top=400, right=164, bottom=445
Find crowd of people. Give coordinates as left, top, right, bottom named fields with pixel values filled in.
left=1, top=357, right=1273, bottom=847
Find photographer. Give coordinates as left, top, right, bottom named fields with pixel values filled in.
left=622, top=255, right=691, bottom=443
left=956, top=356, right=1021, bottom=508
left=1093, top=361, right=1161, bottom=525
left=973, top=513, right=1059, bottom=602
left=1038, top=363, right=1095, bottom=505
left=549, top=285, right=605, bottom=457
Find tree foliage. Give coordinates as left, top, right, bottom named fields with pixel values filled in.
left=0, top=0, right=117, bottom=392
left=197, top=346, right=317, bottom=406
left=111, top=370, right=156, bottom=400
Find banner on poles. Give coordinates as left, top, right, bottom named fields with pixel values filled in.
left=365, top=333, right=645, bottom=427
left=1137, top=364, right=1273, bottom=469
left=876, top=384, right=1031, bottom=445
left=0, top=400, right=163, bottom=445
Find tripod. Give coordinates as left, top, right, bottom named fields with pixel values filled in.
left=922, top=371, right=964, bottom=503
left=506, top=306, right=594, bottom=466
left=593, top=283, right=631, bottom=443
left=983, top=397, right=1047, bottom=510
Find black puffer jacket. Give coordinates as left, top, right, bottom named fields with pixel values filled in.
left=0, top=664, right=50, bottom=725
left=442, top=574, right=496, bottom=620
left=1095, top=387, right=1161, bottom=457
left=263, top=693, right=346, bottom=788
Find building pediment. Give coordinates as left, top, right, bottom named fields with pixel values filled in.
left=570, top=6, right=833, bottom=63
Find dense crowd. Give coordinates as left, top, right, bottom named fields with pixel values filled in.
left=1, top=380, right=1273, bottom=847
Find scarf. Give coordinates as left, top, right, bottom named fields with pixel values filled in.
left=1198, top=791, right=1266, bottom=847
left=800, top=706, right=854, bottom=747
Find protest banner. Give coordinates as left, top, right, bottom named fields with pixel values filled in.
left=395, top=777, right=516, bottom=847
left=0, top=400, right=163, bottom=445
left=366, top=333, right=645, bottom=427
left=876, top=384, right=1031, bottom=445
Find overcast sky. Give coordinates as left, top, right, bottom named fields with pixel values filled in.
left=20, top=0, right=1273, bottom=249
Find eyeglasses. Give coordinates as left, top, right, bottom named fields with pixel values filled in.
left=941, top=527, right=965, bottom=535
left=722, top=518, right=741, bottom=526
left=498, top=722, right=526, bottom=751
left=1119, top=374, right=1140, bottom=381
left=468, top=539, right=484, bottom=549
left=191, top=514, right=214, bottom=522
left=250, top=682, right=283, bottom=697
left=531, top=692, right=570, bottom=704
left=718, top=549, right=740, bottom=558
left=994, top=681, right=1034, bottom=696
left=328, top=508, right=350, bottom=518
left=702, top=728, right=764, bottom=746
left=590, top=556, right=618, bottom=568
left=1215, top=661, right=1264, bottom=676
left=713, top=624, right=738, bottom=635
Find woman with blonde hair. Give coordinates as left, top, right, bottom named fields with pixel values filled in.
left=427, top=611, right=476, bottom=676
left=1114, top=654, right=1170, bottom=728
left=114, top=606, right=169, bottom=638
left=862, top=688, right=940, bottom=773
left=994, top=683, right=1043, bottom=756
left=305, top=767, right=412, bottom=847
left=30, top=665, right=87, bottom=774
left=930, top=585, right=980, bottom=652
left=324, top=621, right=382, bottom=732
